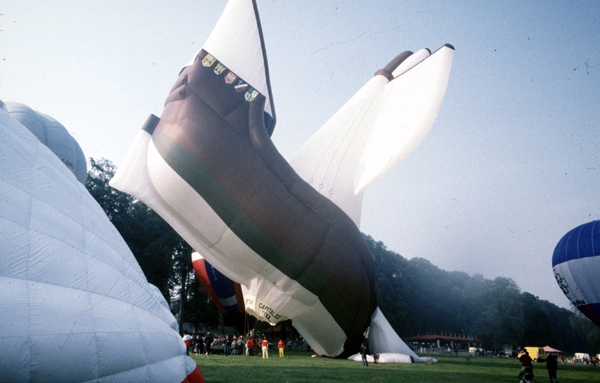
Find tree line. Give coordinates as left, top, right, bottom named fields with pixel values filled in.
left=87, top=158, right=600, bottom=354
left=368, top=235, right=600, bottom=353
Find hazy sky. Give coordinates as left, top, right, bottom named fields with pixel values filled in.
left=2, top=1, right=599, bottom=310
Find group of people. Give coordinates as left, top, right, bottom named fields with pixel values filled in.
left=183, top=331, right=296, bottom=359
left=518, top=349, right=559, bottom=383
left=182, top=331, right=214, bottom=356
left=244, top=335, right=274, bottom=358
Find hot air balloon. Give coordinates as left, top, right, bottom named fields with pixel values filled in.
left=552, top=220, right=600, bottom=327
left=0, top=105, right=203, bottom=383
left=191, top=252, right=246, bottom=333
left=110, top=0, right=454, bottom=361
left=3, top=101, right=87, bottom=184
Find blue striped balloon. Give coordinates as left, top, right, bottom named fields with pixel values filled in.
left=552, top=220, right=600, bottom=327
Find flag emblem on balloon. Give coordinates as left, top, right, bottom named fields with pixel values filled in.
left=224, top=71, right=238, bottom=84
left=214, top=63, right=227, bottom=75
left=235, top=82, right=248, bottom=92
left=245, top=87, right=258, bottom=102
left=202, top=53, right=216, bottom=67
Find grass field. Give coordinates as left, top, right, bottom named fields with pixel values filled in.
left=191, top=351, right=599, bottom=383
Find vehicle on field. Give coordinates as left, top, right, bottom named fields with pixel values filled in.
left=518, top=347, right=547, bottom=362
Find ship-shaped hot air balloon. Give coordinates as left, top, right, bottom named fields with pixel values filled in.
left=111, top=0, right=454, bottom=361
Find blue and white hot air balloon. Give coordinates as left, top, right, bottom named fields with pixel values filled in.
left=553, top=220, right=600, bottom=327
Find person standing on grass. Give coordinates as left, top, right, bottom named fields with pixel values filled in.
left=278, top=339, right=285, bottom=357
left=231, top=336, right=237, bottom=355
left=360, top=342, right=369, bottom=367
left=237, top=336, right=244, bottom=355
left=372, top=351, right=380, bottom=364
left=246, top=337, right=254, bottom=356
left=262, top=337, right=269, bottom=359
left=223, top=334, right=230, bottom=357
left=205, top=332, right=214, bottom=357
left=546, top=353, right=559, bottom=383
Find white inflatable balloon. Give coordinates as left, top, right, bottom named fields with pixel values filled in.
left=0, top=106, right=203, bottom=383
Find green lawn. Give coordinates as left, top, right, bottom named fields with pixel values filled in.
left=191, top=351, right=599, bottom=383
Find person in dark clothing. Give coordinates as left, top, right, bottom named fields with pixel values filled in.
left=204, top=332, right=214, bottom=357
left=360, top=342, right=369, bottom=367
left=519, top=349, right=533, bottom=370
left=546, top=353, right=559, bottom=383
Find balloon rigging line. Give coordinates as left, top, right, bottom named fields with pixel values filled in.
left=312, top=32, right=366, bottom=54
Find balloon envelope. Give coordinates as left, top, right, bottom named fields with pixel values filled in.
left=111, top=0, right=454, bottom=361
left=552, top=220, right=600, bottom=327
left=0, top=106, right=203, bottom=382
left=4, top=101, right=87, bottom=184
left=111, top=0, right=376, bottom=357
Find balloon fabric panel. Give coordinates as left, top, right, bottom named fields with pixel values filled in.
left=580, top=303, right=600, bottom=326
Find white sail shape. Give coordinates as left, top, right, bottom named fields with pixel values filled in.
left=367, top=308, right=425, bottom=362
left=289, top=75, right=388, bottom=226
left=355, top=45, right=455, bottom=195
left=391, top=48, right=432, bottom=77
left=290, top=45, right=454, bottom=226
left=188, top=0, right=275, bottom=123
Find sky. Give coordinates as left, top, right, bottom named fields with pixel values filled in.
left=2, top=1, right=599, bottom=311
